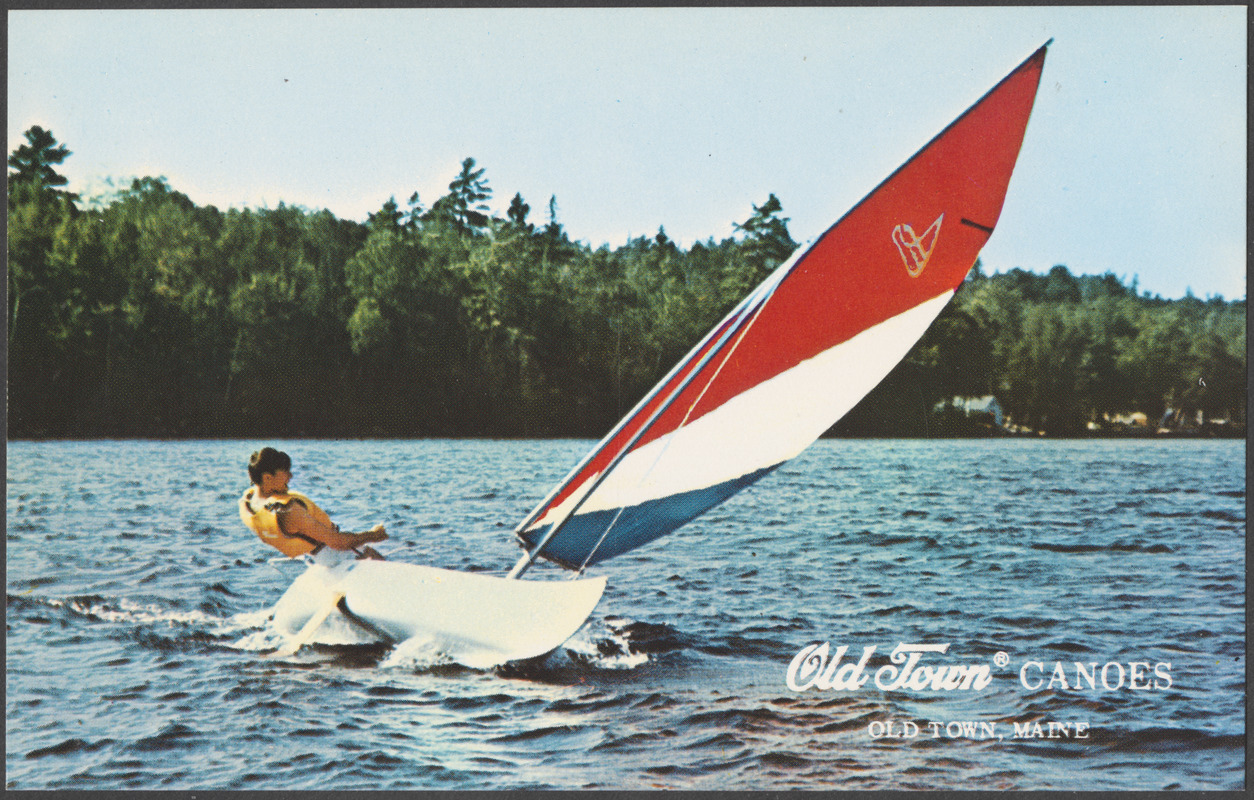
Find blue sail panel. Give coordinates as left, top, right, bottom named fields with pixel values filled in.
left=519, top=463, right=782, bottom=569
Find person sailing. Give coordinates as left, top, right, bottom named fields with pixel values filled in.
left=239, top=447, right=387, bottom=564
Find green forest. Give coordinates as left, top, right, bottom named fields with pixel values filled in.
left=8, top=127, right=1246, bottom=439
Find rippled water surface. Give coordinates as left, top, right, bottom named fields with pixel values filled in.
left=6, top=439, right=1245, bottom=789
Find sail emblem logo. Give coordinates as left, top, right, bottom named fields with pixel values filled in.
left=892, top=214, right=944, bottom=277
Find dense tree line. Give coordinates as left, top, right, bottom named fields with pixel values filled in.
left=834, top=263, right=1245, bottom=436
left=8, top=128, right=1245, bottom=439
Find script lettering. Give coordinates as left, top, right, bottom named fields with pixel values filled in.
left=786, top=643, right=875, bottom=692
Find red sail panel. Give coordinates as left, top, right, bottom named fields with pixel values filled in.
left=652, top=45, right=1047, bottom=436
left=523, top=44, right=1047, bottom=533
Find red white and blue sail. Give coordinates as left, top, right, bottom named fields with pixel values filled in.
left=515, top=44, right=1049, bottom=571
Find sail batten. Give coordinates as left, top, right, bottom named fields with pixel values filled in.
left=517, top=43, right=1049, bottom=570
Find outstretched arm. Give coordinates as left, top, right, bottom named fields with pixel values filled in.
left=277, top=504, right=387, bottom=552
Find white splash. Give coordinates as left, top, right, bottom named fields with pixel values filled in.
left=378, top=634, right=456, bottom=670
left=561, top=618, right=651, bottom=670
left=55, top=597, right=224, bottom=628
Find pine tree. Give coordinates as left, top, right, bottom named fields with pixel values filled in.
left=8, top=126, right=77, bottom=200
left=445, top=157, right=492, bottom=234
left=507, top=192, right=531, bottom=231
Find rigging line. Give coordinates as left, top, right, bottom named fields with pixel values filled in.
left=573, top=504, right=629, bottom=578
left=573, top=272, right=785, bottom=575
left=673, top=277, right=774, bottom=430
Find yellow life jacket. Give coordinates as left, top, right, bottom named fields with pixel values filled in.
left=239, top=487, right=335, bottom=558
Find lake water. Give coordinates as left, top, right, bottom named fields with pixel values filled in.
left=5, top=438, right=1245, bottom=790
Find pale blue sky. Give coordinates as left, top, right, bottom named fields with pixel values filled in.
left=8, top=6, right=1246, bottom=299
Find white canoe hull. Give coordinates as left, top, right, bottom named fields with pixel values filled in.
left=271, top=560, right=606, bottom=668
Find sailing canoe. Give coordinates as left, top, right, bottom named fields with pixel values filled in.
left=265, top=43, right=1049, bottom=666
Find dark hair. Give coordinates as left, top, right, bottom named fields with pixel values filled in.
left=248, top=447, right=291, bottom=485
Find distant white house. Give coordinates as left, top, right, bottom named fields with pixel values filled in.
left=935, top=395, right=1004, bottom=426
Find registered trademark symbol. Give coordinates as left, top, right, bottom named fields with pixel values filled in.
left=993, top=651, right=1010, bottom=668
